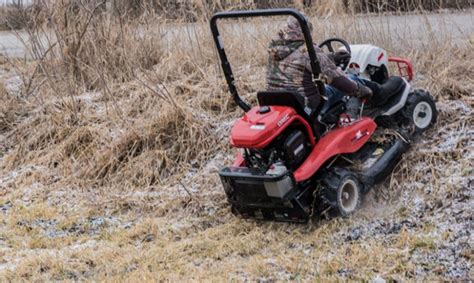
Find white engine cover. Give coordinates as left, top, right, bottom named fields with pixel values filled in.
left=347, top=44, right=389, bottom=78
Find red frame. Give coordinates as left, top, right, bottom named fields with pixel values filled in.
left=388, top=57, right=414, bottom=82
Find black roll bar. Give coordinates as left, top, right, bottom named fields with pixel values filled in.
left=210, top=8, right=322, bottom=112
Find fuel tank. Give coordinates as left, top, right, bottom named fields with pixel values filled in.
left=230, top=106, right=297, bottom=149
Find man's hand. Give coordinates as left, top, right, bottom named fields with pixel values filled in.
left=333, top=50, right=351, bottom=67
left=355, top=83, right=373, bottom=100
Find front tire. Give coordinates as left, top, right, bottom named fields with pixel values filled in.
left=401, top=90, right=437, bottom=133
left=320, top=168, right=362, bottom=218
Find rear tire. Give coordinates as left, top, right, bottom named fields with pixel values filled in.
left=401, top=90, right=437, bottom=133
left=320, top=168, right=362, bottom=218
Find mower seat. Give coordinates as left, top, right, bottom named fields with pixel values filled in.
left=257, top=91, right=318, bottom=136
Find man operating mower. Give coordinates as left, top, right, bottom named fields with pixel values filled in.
left=266, top=16, right=375, bottom=119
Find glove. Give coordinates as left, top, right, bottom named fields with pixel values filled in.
left=355, top=83, right=373, bottom=100
left=333, top=50, right=351, bottom=67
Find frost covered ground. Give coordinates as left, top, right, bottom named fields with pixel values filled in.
left=0, top=9, right=473, bottom=281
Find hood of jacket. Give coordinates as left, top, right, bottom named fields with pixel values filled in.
left=268, top=15, right=312, bottom=61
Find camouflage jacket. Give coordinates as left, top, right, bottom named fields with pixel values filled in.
left=266, top=18, right=345, bottom=97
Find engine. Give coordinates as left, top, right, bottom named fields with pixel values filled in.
left=244, top=129, right=310, bottom=171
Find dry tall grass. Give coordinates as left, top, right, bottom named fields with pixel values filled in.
left=0, top=1, right=472, bottom=281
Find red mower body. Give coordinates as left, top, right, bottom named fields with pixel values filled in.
left=229, top=106, right=377, bottom=182
left=294, top=118, right=376, bottom=181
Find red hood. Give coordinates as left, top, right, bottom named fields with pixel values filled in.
left=230, top=106, right=296, bottom=149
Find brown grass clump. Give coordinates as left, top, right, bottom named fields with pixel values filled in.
left=86, top=106, right=217, bottom=187
left=0, top=1, right=472, bottom=281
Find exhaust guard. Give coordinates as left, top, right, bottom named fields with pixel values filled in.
left=219, top=167, right=313, bottom=223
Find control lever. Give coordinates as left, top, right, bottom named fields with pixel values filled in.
left=359, top=99, right=367, bottom=119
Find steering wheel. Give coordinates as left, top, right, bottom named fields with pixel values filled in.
left=318, top=38, right=352, bottom=70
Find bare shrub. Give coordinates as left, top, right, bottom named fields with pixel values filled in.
left=98, top=0, right=474, bottom=19
left=0, top=1, right=45, bottom=30
left=20, top=1, right=165, bottom=93
left=345, top=0, right=473, bottom=13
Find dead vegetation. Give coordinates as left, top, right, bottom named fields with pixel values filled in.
left=0, top=1, right=472, bottom=281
